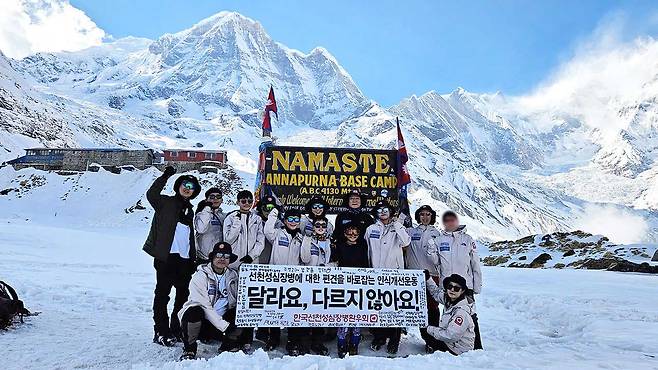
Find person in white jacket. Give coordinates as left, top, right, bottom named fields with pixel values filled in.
left=178, top=242, right=239, bottom=361
left=423, top=272, right=476, bottom=355
left=263, top=207, right=305, bottom=355
left=437, top=210, right=483, bottom=349
left=194, top=187, right=226, bottom=263
left=406, top=205, right=442, bottom=352
left=365, top=200, right=411, bottom=356
left=299, top=216, right=332, bottom=356
left=223, top=190, right=265, bottom=270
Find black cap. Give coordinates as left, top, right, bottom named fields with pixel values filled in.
left=305, top=196, right=329, bottom=216
left=205, top=187, right=222, bottom=198
left=283, top=209, right=302, bottom=219
left=208, top=242, right=238, bottom=263
left=442, top=210, right=458, bottom=222
left=415, top=205, right=437, bottom=225
left=343, top=190, right=366, bottom=208
left=442, top=274, right=468, bottom=290
left=256, top=195, right=278, bottom=213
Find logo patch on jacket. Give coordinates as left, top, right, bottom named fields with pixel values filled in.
left=411, top=234, right=422, bottom=241
left=310, top=246, right=320, bottom=256
left=440, top=242, right=450, bottom=251
left=279, top=237, right=290, bottom=247
left=207, top=282, right=217, bottom=295
left=211, top=219, right=221, bottom=226
left=455, top=316, right=463, bottom=326
left=369, top=231, right=381, bottom=239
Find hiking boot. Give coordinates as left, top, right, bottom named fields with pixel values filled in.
left=218, top=340, right=240, bottom=353
left=370, top=338, right=386, bottom=351
left=264, top=338, right=280, bottom=351
left=348, top=343, right=359, bottom=356
left=310, top=343, right=329, bottom=356
left=179, top=351, right=196, bottom=361
left=425, top=344, right=435, bottom=354
left=153, top=333, right=176, bottom=347
left=338, top=344, right=348, bottom=358
left=386, top=341, right=399, bottom=357
left=286, top=342, right=300, bottom=357
left=255, top=329, right=269, bottom=343
left=241, top=343, right=253, bottom=354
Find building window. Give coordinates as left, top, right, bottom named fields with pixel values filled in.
left=170, top=151, right=178, bottom=157
left=205, top=153, right=213, bottom=159
left=188, top=152, right=196, bottom=158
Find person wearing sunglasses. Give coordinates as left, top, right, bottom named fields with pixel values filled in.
left=178, top=242, right=240, bottom=360
left=223, top=190, right=265, bottom=270
left=300, top=196, right=334, bottom=237
left=194, top=188, right=226, bottom=264
left=299, top=216, right=332, bottom=356
left=333, top=190, right=374, bottom=244
left=423, top=273, right=476, bottom=356
left=142, top=166, right=201, bottom=347
left=436, top=210, right=483, bottom=350
left=263, top=207, right=305, bottom=355
left=254, top=195, right=281, bottom=264
left=365, top=200, right=411, bottom=356
left=222, top=190, right=264, bottom=352
left=329, top=222, right=369, bottom=358
left=406, top=205, right=442, bottom=353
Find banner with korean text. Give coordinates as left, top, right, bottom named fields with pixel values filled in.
left=236, top=264, right=427, bottom=327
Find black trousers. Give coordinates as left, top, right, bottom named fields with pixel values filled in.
left=433, top=340, right=458, bottom=356
left=152, top=254, right=194, bottom=336
left=181, top=306, right=242, bottom=352
left=373, top=328, right=402, bottom=347
left=421, top=276, right=442, bottom=347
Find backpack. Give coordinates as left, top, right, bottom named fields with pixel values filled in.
left=0, top=280, right=31, bottom=329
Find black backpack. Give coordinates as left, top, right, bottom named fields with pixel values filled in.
left=0, top=280, right=31, bottom=329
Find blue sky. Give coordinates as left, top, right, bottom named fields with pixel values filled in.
left=68, top=0, right=658, bottom=106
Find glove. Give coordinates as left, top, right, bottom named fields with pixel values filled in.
left=398, top=212, right=407, bottom=225
left=269, top=207, right=279, bottom=218
left=423, top=269, right=431, bottom=282
left=217, top=319, right=230, bottom=332
left=240, top=255, right=253, bottom=264
left=163, top=166, right=176, bottom=177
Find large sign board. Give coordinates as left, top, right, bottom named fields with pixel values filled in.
left=263, top=146, right=399, bottom=214
left=236, top=264, right=427, bottom=328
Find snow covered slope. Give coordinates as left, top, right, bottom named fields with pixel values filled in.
left=2, top=11, right=658, bottom=242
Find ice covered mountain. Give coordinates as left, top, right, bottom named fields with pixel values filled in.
left=1, top=11, right=658, bottom=242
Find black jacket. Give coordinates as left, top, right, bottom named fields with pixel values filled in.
left=331, top=239, right=369, bottom=268
left=142, top=173, right=197, bottom=262
left=333, top=210, right=375, bottom=243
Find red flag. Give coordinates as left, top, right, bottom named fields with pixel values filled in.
left=397, top=118, right=411, bottom=187
left=262, top=86, right=277, bottom=136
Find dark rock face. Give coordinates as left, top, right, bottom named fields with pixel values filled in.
left=653, top=249, right=658, bottom=262
left=569, top=258, right=658, bottom=273
left=529, top=253, right=552, bottom=268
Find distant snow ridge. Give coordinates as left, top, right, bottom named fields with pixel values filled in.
left=2, top=11, right=658, bottom=242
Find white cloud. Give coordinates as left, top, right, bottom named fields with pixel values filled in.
left=512, top=12, right=658, bottom=136
left=0, top=0, right=106, bottom=59
left=575, top=204, right=649, bottom=244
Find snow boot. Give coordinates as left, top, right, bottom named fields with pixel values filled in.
left=255, top=329, right=269, bottom=343
left=179, top=351, right=196, bottom=361
left=265, top=337, right=280, bottom=351
left=286, top=342, right=301, bottom=357
left=425, top=344, right=435, bottom=354
left=310, top=343, right=329, bottom=356
left=241, top=343, right=253, bottom=354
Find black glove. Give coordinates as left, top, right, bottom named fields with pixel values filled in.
left=163, top=166, right=176, bottom=177
left=240, top=255, right=253, bottom=264
left=423, top=269, right=431, bottom=282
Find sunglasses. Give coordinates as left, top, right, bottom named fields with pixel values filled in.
left=207, top=194, right=222, bottom=200
left=314, top=223, right=327, bottom=228
left=446, top=284, right=463, bottom=292
left=181, top=181, right=196, bottom=190
left=311, top=204, right=324, bottom=210
left=264, top=204, right=275, bottom=211
left=345, top=232, right=359, bottom=237
left=239, top=198, right=253, bottom=205
left=214, top=253, right=232, bottom=260
left=286, top=216, right=301, bottom=223
left=376, top=208, right=390, bottom=214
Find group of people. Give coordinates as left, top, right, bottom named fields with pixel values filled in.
left=142, top=166, right=483, bottom=361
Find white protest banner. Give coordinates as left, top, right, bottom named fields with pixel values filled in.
left=236, top=264, right=427, bottom=328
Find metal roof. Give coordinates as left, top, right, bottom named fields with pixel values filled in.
left=163, top=149, right=227, bottom=153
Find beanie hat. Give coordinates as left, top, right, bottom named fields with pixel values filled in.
left=236, top=190, right=253, bottom=201
left=283, top=209, right=302, bottom=219
left=442, top=274, right=468, bottom=291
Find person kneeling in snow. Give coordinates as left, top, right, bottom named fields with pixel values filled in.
left=178, top=242, right=240, bottom=361
left=423, top=272, right=476, bottom=356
